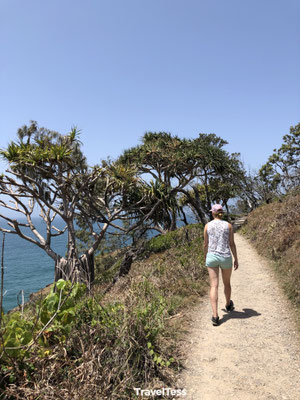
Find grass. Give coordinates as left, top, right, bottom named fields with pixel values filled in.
left=1, top=223, right=208, bottom=400
left=241, top=190, right=300, bottom=328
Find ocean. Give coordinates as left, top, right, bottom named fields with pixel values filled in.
left=1, top=217, right=68, bottom=313
left=1, top=214, right=197, bottom=313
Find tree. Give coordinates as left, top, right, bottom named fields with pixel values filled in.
left=239, top=123, right=300, bottom=210
left=0, top=122, right=160, bottom=288
left=262, top=123, right=300, bottom=192
left=174, top=135, right=245, bottom=221
left=118, top=132, right=246, bottom=227
left=117, top=132, right=197, bottom=232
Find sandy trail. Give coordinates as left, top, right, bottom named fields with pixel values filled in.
left=176, top=233, right=300, bottom=400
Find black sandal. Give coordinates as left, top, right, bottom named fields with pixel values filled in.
left=211, top=316, right=220, bottom=326
left=225, top=300, right=235, bottom=312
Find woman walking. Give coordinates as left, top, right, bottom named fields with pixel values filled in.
left=203, top=204, right=239, bottom=326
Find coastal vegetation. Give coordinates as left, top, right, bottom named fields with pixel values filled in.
left=237, top=122, right=299, bottom=211
left=241, top=123, right=300, bottom=325
left=0, top=224, right=207, bottom=399
left=0, top=122, right=163, bottom=288
left=241, top=190, right=300, bottom=325
left=0, top=121, right=299, bottom=398
left=0, top=122, right=246, bottom=287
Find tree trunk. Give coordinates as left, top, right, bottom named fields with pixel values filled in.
left=224, top=201, right=230, bottom=215
left=179, top=207, right=189, bottom=226
left=203, top=172, right=212, bottom=212
left=112, top=248, right=135, bottom=283
left=190, top=187, right=208, bottom=224
left=54, top=252, right=94, bottom=290
left=175, top=188, right=208, bottom=224
left=170, top=209, right=177, bottom=231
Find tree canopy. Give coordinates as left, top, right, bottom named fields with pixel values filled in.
left=236, top=123, right=300, bottom=212
left=0, top=122, right=256, bottom=287
left=0, top=122, right=161, bottom=286
left=261, top=123, right=300, bottom=192
left=117, top=131, right=246, bottom=228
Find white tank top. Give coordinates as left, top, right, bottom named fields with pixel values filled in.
left=207, top=219, right=231, bottom=257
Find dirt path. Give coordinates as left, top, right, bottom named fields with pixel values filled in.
left=176, top=233, right=300, bottom=400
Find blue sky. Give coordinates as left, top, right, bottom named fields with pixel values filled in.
left=0, top=0, right=299, bottom=173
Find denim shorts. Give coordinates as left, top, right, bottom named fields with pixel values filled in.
left=206, top=252, right=232, bottom=269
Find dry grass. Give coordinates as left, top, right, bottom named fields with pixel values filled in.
left=1, top=224, right=208, bottom=400
left=242, top=190, right=300, bottom=322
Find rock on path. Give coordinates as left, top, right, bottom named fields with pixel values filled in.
left=176, top=233, right=300, bottom=400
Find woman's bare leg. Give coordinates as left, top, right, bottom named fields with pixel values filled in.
left=207, top=267, right=219, bottom=318
left=221, top=267, right=232, bottom=306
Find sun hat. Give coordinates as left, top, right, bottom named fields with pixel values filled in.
left=210, top=204, right=224, bottom=213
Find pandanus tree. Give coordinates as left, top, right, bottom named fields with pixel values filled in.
left=118, top=131, right=246, bottom=228
left=204, top=152, right=246, bottom=213
left=0, top=122, right=160, bottom=288
left=259, top=123, right=300, bottom=193
left=238, top=123, right=300, bottom=210
left=117, top=132, right=202, bottom=232
left=181, top=134, right=245, bottom=217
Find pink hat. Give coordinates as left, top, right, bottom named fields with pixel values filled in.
left=210, top=204, right=224, bottom=213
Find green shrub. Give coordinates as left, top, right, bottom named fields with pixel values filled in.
left=0, top=280, right=86, bottom=361
left=1, top=312, right=34, bottom=358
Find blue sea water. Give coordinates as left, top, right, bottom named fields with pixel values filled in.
left=1, top=218, right=68, bottom=313
left=1, top=214, right=197, bottom=313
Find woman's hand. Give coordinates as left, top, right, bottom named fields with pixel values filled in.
left=234, top=260, right=239, bottom=270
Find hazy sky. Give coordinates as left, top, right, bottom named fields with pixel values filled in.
left=1, top=0, right=299, bottom=173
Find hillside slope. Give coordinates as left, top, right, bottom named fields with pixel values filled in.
left=2, top=223, right=210, bottom=400
left=241, top=191, right=300, bottom=323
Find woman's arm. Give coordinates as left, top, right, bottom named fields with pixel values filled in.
left=228, top=223, right=239, bottom=270
left=203, top=224, right=209, bottom=261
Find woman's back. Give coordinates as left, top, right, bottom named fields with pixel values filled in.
left=207, top=219, right=231, bottom=257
